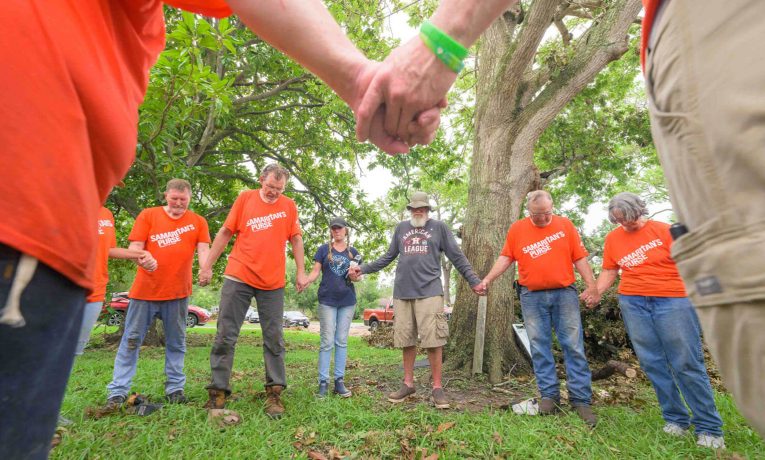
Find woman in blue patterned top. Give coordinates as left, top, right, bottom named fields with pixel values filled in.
left=304, top=217, right=361, bottom=397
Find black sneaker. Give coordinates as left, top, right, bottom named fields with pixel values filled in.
left=166, top=390, right=188, bottom=404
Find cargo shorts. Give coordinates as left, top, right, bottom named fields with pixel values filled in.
left=393, top=296, right=448, bottom=349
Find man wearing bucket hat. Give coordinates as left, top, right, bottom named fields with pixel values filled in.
left=349, top=191, right=484, bottom=409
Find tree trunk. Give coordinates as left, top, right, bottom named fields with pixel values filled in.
left=447, top=0, right=642, bottom=383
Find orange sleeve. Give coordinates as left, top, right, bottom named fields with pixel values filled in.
left=499, top=226, right=515, bottom=262
left=223, top=194, right=244, bottom=234
left=163, top=0, right=232, bottom=18
left=128, top=209, right=152, bottom=243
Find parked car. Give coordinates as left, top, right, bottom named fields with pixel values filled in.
left=102, top=292, right=210, bottom=328
left=283, top=310, right=309, bottom=328
left=246, top=307, right=260, bottom=323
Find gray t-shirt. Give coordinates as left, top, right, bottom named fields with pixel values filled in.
left=360, top=219, right=481, bottom=299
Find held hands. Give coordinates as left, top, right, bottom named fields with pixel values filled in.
left=296, top=271, right=309, bottom=293
left=347, top=265, right=362, bottom=282
left=137, top=251, right=157, bottom=272
left=472, top=280, right=488, bottom=296
left=198, top=266, right=213, bottom=287
left=580, top=286, right=601, bottom=309
left=351, top=40, right=453, bottom=154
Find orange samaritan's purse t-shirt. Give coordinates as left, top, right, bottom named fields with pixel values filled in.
left=128, top=207, right=210, bottom=301
left=501, top=216, right=589, bottom=291
left=223, top=190, right=302, bottom=290
left=87, top=207, right=118, bottom=303
left=0, top=1, right=229, bottom=289
left=602, top=220, right=686, bottom=297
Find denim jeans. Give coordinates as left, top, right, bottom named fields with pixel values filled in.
left=317, top=303, right=355, bottom=383
left=619, top=295, right=723, bottom=436
left=519, top=285, right=592, bottom=405
left=0, top=244, right=85, bottom=460
left=106, top=297, right=188, bottom=398
left=75, top=301, right=103, bottom=355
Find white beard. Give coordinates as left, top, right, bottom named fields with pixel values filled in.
left=409, top=216, right=427, bottom=228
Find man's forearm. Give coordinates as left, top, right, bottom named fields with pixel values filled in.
left=483, top=255, right=512, bottom=284
left=290, top=235, right=306, bottom=273
left=227, top=0, right=368, bottom=107
left=431, top=0, right=518, bottom=46
left=108, top=248, right=145, bottom=260
left=203, top=228, right=233, bottom=270
left=574, top=257, right=596, bottom=288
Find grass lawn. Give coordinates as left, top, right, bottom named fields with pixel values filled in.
left=54, top=327, right=764, bottom=459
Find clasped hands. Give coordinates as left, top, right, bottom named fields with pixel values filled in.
left=352, top=37, right=457, bottom=155
left=579, top=286, right=602, bottom=309
left=137, top=250, right=157, bottom=272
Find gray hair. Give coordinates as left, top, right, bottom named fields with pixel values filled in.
left=526, top=190, right=553, bottom=209
left=608, top=192, right=648, bottom=223
left=260, top=163, right=290, bottom=182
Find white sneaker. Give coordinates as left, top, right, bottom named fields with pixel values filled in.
left=662, top=423, right=688, bottom=437
left=696, top=433, right=726, bottom=449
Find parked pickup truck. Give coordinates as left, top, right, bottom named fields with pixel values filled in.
left=363, top=300, right=394, bottom=331
left=363, top=300, right=454, bottom=331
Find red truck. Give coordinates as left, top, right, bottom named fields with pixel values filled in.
left=363, top=298, right=453, bottom=331
left=363, top=298, right=394, bottom=331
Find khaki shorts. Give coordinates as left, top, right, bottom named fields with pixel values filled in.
left=393, top=296, right=448, bottom=349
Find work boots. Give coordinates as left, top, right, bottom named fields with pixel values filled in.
left=265, top=385, right=285, bottom=419
left=204, top=389, right=227, bottom=410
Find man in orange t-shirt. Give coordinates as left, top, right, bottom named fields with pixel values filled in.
left=105, top=179, right=210, bottom=408
left=477, top=190, right=599, bottom=426
left=199, top=164, right=305, bottom=419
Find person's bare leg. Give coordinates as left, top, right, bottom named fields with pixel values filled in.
left=427, top=347, right=443, bottom=388
left=402, top=346, right=417, bottom=386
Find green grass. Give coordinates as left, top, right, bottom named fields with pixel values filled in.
left=54, top=329, right=764, bottom=459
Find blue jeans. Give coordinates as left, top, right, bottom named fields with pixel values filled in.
left=317, top=303, right=355, bottom=383
left=520, top=285, right=592, bottom=405
left=107, top=298, right=188, bottom=398
left=0, top=244, right=85, bottom=460
left=619, top=295, right=723, bottom=436
left=75, top=301, right=103, bottom=355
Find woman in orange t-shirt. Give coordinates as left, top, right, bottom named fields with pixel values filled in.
left=593, top=193, right=724, bottom=446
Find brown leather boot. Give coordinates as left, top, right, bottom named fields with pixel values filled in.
left=204, top=389, right=227, bottom=410
left=264, top=385, right=285, bottom=419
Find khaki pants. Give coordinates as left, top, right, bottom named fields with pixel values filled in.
left=646, top=0, right=765, bottom=436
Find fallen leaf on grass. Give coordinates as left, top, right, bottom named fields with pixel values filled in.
left=307, top=451, right=328, bottom=460
left=492, top=432, right=502, bottom=445
left=208, top=408, right=242, bottom=427
left=436, top=422, right=456, bottom=433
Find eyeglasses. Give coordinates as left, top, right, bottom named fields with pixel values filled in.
left=529, top=211, right=553, bottom=217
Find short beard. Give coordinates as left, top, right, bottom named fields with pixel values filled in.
left=409, top=216, right=427, bottom=228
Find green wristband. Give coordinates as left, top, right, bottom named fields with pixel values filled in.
left=419, top=20, right=468, bottom=73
